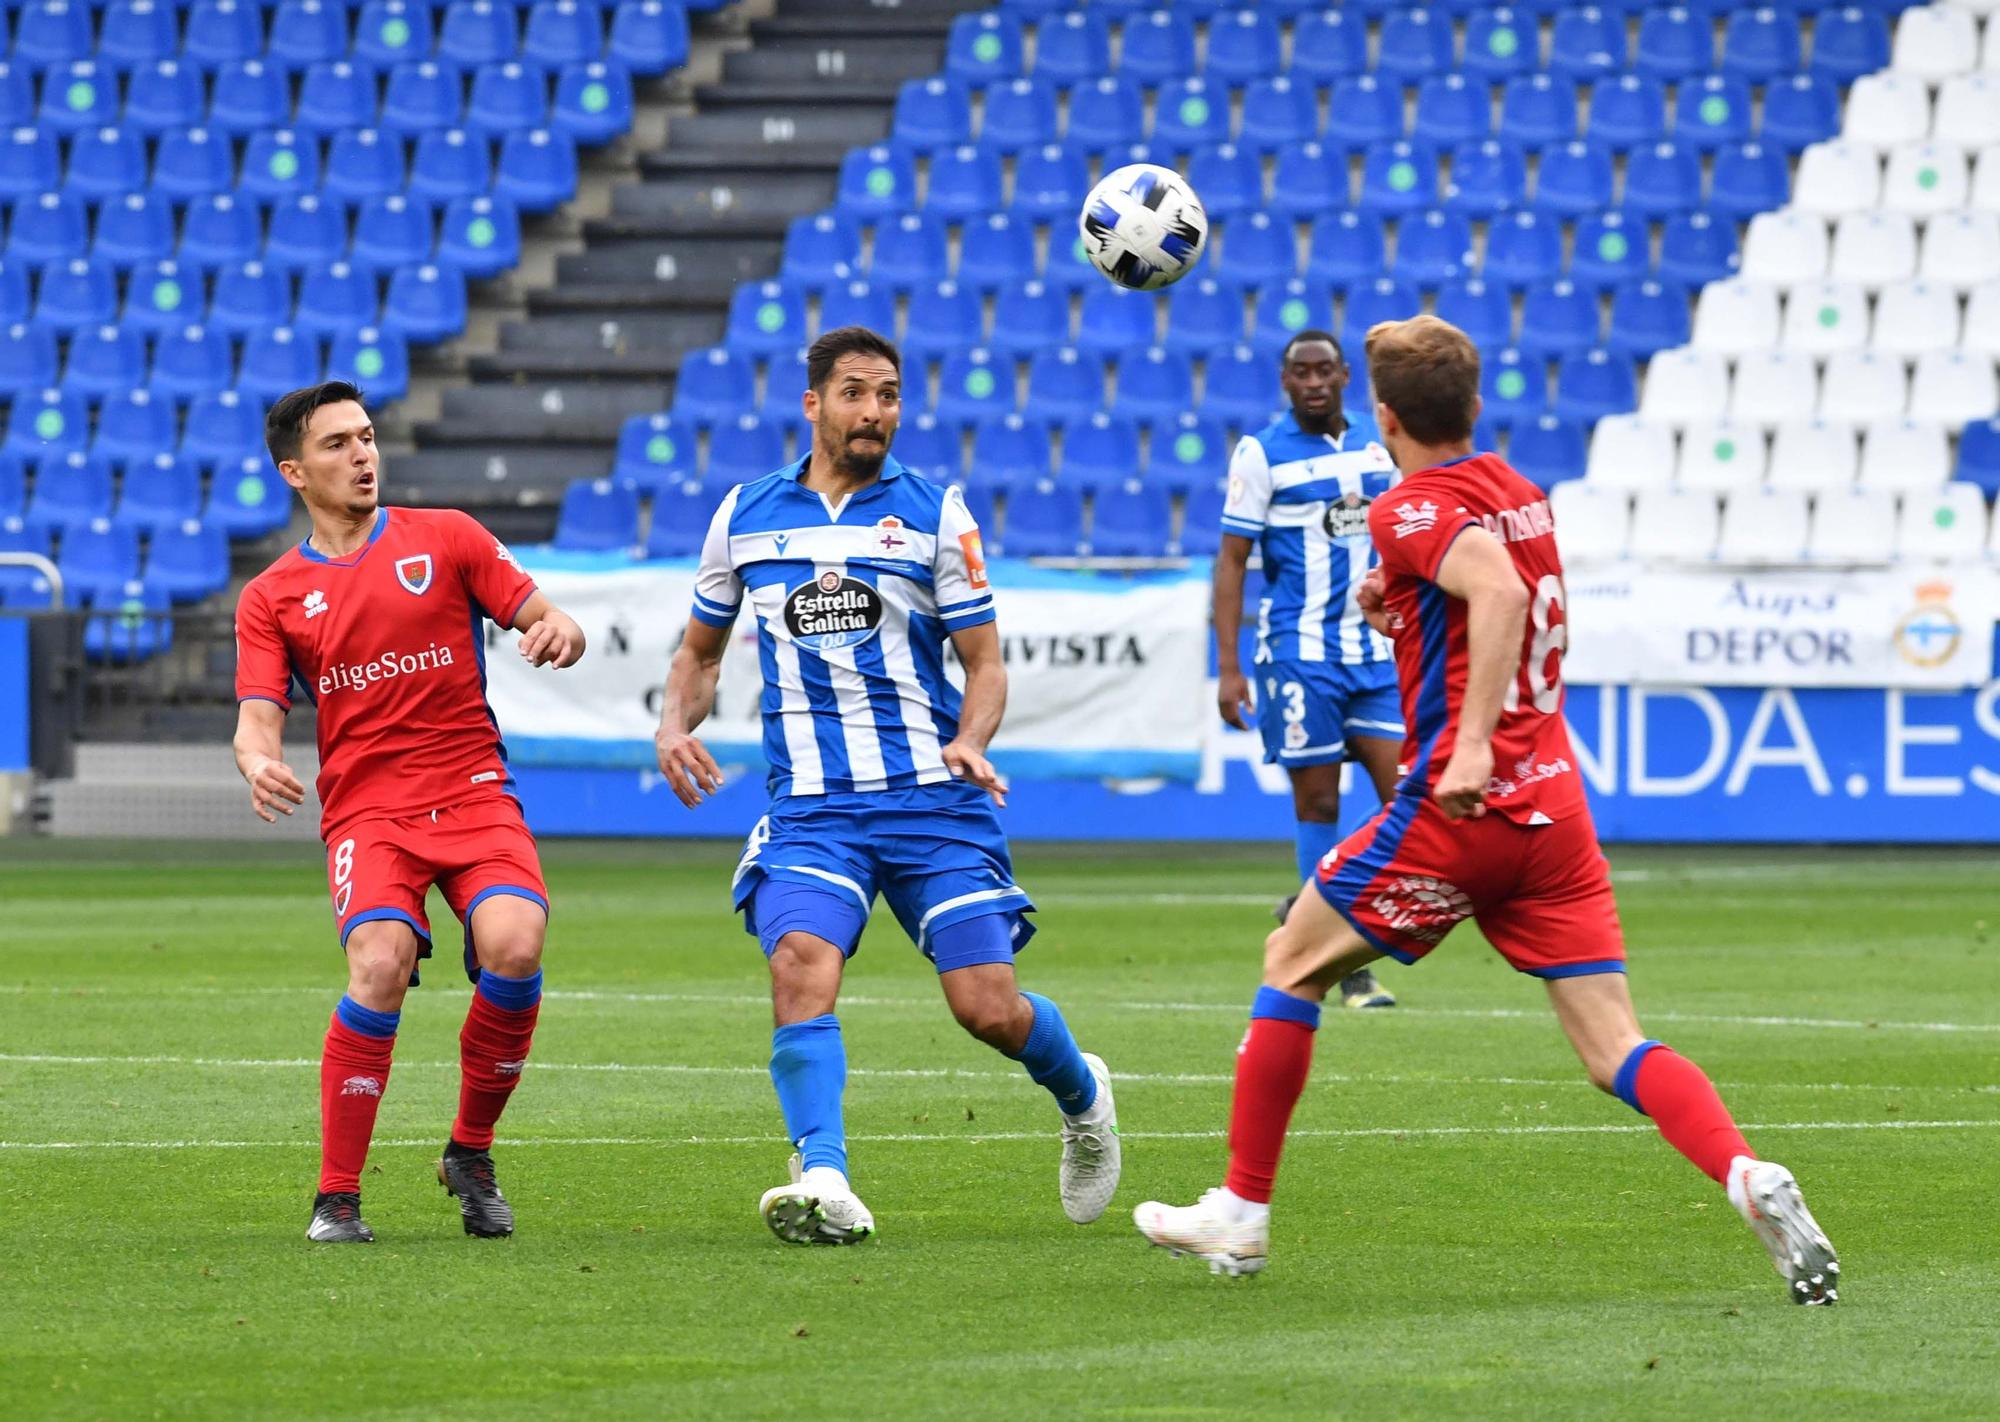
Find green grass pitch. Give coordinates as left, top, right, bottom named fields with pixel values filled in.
left=3, top=838, right=1997, bottom=1421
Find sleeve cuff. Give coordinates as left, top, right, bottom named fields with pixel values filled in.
left=941, top=605, right=996, bottom=630
left=238, top=693, right=291, bottom=711
left=501, top=585, right=537, bottom=627
left=1219, top=516, right=1263, bottom=536
left=690, top=600, right=738, bottom=629
left=937, top=594, right=994, bottom=622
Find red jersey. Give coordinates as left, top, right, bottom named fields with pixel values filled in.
left=234, top=506, right=537, bottom=839
left=1366, top=452, right=1586, bottom=825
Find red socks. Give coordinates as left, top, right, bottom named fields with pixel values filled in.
left=1222, top=987, right=1322, bottom=1204
left=1620, top=1042, right=1752, bottom=1183
left=319, top=1012, right=395, bottom=1195
left=452, top=980, right=541, bottom=1150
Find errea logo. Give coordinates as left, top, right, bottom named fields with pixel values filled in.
left=1391, top=500, right=1438, bottom=539
left=495, top=540, right=523, bottom=572
left=303, top=589, right=328, bottom=619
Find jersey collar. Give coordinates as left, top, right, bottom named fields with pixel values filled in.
left=297, top=506, right=389, bottom=565
left=784, top=452, right=907, bottom=489
left=1280, top=408, right=1361, bottom=450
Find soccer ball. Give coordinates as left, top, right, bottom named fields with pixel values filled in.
left=1078, top=163, right=1209, bottom=292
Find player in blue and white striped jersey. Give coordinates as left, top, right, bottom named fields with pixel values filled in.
left=1214, top=331, right=1406, bottom=1010
left=653, top=327, right=1120, bottom=1246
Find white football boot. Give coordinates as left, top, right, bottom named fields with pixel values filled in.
left=1059, top=1052, right=1121, bottom=1224
left=1133, top=1188, right=1269, bottom=1277
left=1727, top=1156, right=1839, bottom=1305
left=759, top=1152, right=876, bottom=1246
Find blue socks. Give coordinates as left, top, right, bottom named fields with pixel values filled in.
left=770, top=1014, right=848, bottom=1175
left=476, top=968, right=543, bottom=1012
left=334, top=996, right=399, bottom=1038
left=1009, top=991, right=1097, bottom=1115
left=1295, top=820, right=1341, bottom=886
left=1251, top=983, right=1322, bottom=1030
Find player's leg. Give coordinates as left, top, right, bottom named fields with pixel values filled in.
left=1286, top=758, right=1397, bottom=1010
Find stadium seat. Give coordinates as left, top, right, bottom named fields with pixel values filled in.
left=1815, top=6, right=1893, bottom=84
left=177, top=391, right=259, bottom=473
left=290, top=260, right=373, bottom=340
left=945, top=11, right=1021, bottom=85
left=1151, top=411, right=1226, bottom=495
left=1549, top=480, right=1631, bottom=561
left=6, top=192, right=87, bottom=269
left=1895, top=4, right=1977, bottom=80
left=1898, top=482, right=1989, bottom=561
left=1377, top=6, right=1454, bottom=84
left=869, top=212, right=949, bottom=292
left=1742, top=211, right=1832, bottom=284
left=64, top=127, right=147, bottom=204
left=997, top=478, right=1083, bottom=558
left=269, top=1, right=348, bottom=74
left=615, top=412, right=692, bottom=493
left=113, top=449, right=203, bottom=530
left=1623, top=142, right=1703, bottom=220
left=1077, top=285, right=1156, bottom=357
left=1584, top=413, right=1677, bottom=489
left=1119, top=11, right=1197, bottom=87
left=893, top=76, right=971, bottom=152
left=1548, top=6, right=1628, bottom=82
left=1204, top=10, right=1282, bottom=88
left=325, top=130, right=407, bottom=206
left=1709, top=141, right=1792, bottom=223
left=1730, top=347, right=1820, bottom=426
left=14, top=0, right=95, bottom=74
left=836, top=145, right=915, bottom=220
left=1678, top=76, right=1754, bottom=152
left=184, top=0, right=264, bottom=71
left=0, top=130, right=59, bottom=205
left=1845, top=72, right=1931, bottom=149
left=1909, top=348, right=1999, bottom=423
left=781, top=211, right=861, bottom=290
left=348, top=193, right=433, bottom=272
left=1291, top=9, right=1369, bottom=86
left=0, top=322, right=60, bottom=399
left=0, top=262, right=23, bottom=328
left=555, top=477, right=641, bottom=552
left=381, top=60, right=466, bottom=137
left=0, top=66, right=27, bottom=132
left=1920, top=211, right=2000, bottom=288
left=381, top=263, right=467, bottom=344
left=1587, top=74, right=1667, bottom=153
left=526, top=0, right=604, bottom=69
left=93, top=390, right=175, bottom=471
left=1953, top=415, right=2000, bottom=497
left=1115, top=347, right=1194, bottom=428
left=1063, top=76, right=1143, bottom=154
left=152, top=129, right=233, bottom=207
left=982, top=78, right=1057, bottom=154
left=1409, top=74, right=1486, bottom=150
left=1768, top=419, right=1860, bottom=491
left=1498, top=73, right=1578, bottom=148
left=437, top=194, right=521, bottom=281
left=1764, top=72, right=1844, bottom=153
left=1508, top=413, right=1588, bottom=490
left=1252, top=278, right=1334, bottom=357
left=1534, top=140, right=1614, bottom=217
left=1393, top=209, right=1474, bottom=288
left=1633, top=6, right=1709, bottom=84
left=495, top=130, right=579, bottom=213
left=1516, top=280, right=1600, bottom=362
left=1714, top=487, right=1809, bottom=564
left=330, top=326, right=410, bottom=403
left=263, top=194, right=348, bottom=272
left=236, top=326, right=321, bottom=405
left=937, top=348, right=1013, bottom=426
left=817, top=279, right=895, bottom=341
left=1553, top=348, right=1637, bottom=423
left=206, top=259, right=291, bottom=339
left=1033, top=11, right=1111, bottom=87
left=608, top=0, right=689, bottom=78
left=1154, top=79, right=1231, bottom=153
left=143, top=516, right=229, bottom=603
left=467, top=61, right=550, bottom=139
left=1958, top=277, right=2000, bottom=355
left=1323, top=75, right=1404, bottom=153
left=1807, top=484, right=1895, bottom=561
left=1483, top=209, right=1565, bottom=289
left=1203, top=343, right=1277, bottom=427
left=1089, top=477, right=1172, bottom=557
left=25, top=450, right=114, bottom=533
left=59, top=518, right=143, bottom=605
left=1627, top=486, right=1719, bottom=561
left=1641, top=346, right=1731, bottom=423
left=42, top=58, right=123, bottom=136
left=904, top=280, right=985, bottom=368
left=125, top=58, right=206, bottom=137
left=239, top=131, right=320, bottom=207
left=356, top=0, right=433, bottom=67
left=1215, top=212, right=1295, bottom=289
left=966, top=414, right=1051, bottom=495
left=1936, top=75, right=2000, bottom=150
left=91, top=192, right=171, bottom=272
left=1305, top=211, right=1388, bottom=290
left=32, top=255, right=116, bottom=332
left=1659, top=211, right=1741, bottom=288
left=1821, top=347, right=1910, bottom=422
left=1241, top=76, right=1319, bottom=154
left=1446, top=135, right=1532, bottom=220
left=1882, top=141, right=1970, bottom=217
left=440, top=0, right=518, bottom=67
left=1025, top=346, right=1107, bottom=425
left=641, top=479, right=714, bottom=558
left=1692, top=279, right=1782, bottom=352
left=1269, top=142, right=1345, bottom=222
left=1358, top=141, right=1443, bottom=219
left=1723, top=8, right=1803, bottom=83
left=1156, top=275, right=1240, bottom=357
left=1603, top=279, right=1689, bottom=361
left=893, top=411, right=961, bottom=485
left=410, top=129, right=492, bottom=205
left=955, top=211, right=1034, bottom=293
left=671, top=346, right=753, bottom=427
left=705, top=414, right=786, bottom=486
left=296, top=60, right=381, bottom=137
left=207, top=58, right=290, bottom=137
left=988, top=279, right=1068, bottom=361
left=1435, top=277, right=1512, bottom=352
left=1481, top=346, right=1544, bottom=427
left=1462, top=7, right=1538, bottom=84
left=1678, top=419, right=1768, bottom=491
left=1011, top=144, right=1088, bottom=223
left=1830, top=210, right=1920, bottom=285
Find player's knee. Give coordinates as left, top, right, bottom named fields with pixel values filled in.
left=948, top=990, right=1021, bottom=1047
left=769, top=931, right=840, bottom=982
left=1260, top=926, right=1311, bottom=995
left=344, top=927, right=418, bottom=1006
left=1295, top=790, right=1341, bottom=825
left=478, top=932, right=542, bottom=978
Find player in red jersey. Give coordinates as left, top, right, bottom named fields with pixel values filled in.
left=1135, top=319, right=1840, bottom=1304
left=231, top=382, right=586, bottom=1244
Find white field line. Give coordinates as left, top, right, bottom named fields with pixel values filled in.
left=3, top=1118, right=1997, bottom=1152
left=1, top=1051, right=1990, bottom=1097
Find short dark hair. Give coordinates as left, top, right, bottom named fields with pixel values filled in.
left=1281, top=329, right=1344, bottom=366
left=265, top=381, right=367, bottom=465
left=807, top=326, right=901, bottom=393
left=1364, top=316, right=1479, bottom=446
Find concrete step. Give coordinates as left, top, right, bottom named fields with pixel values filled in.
left=43, top=779, right=323, bottom=841
left=73, top=741, right=321, bottom=782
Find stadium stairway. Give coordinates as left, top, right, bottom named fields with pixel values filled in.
left=41, top=741, right=323, bottom=838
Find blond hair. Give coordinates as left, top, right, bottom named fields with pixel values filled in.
left=1363, top=315, right=1481, bottom=446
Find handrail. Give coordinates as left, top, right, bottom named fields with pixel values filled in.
left=0, top=551, right=63, bottom=610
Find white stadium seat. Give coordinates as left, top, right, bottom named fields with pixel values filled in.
left=1730, top=347, right=1821, bottom=425
left=1842, top=73, right=1933, bottom=149
left=1549, top=481, right=1632, bottom=562
left=1934, top=73, right=2000, bottom=148
left=1641, top=346, right=1732, bottom=422
left=1918, top=210, right=2000, bottom=287
left=1908, top=347, right=2000, bottom=422
left=1584, top=413, right=1677, bottom=489
left=1678, top=420, right=1769, bottom=490
left=1741, top=211, right=1831, bottom=283
left=1870, top=279, right=1962, bottom=356
left=1970, top=144, right=2000, bottom=210
left=1989, top=497, right=2000, bottom=556
left=1898, top=481, right=1992, bottom=559
left=1792, top=141, right=1884, bottom=216
left=1960, top=277, right=2000, bottom=353
left=1716, top=488, right=1811, bottom=564
left=1779, top=280, right=1870, bottom=353
left=1830, top=210, right=1920, bottom=285
left=1859, top=418, right=1952, bottom=489
left=1628, top=487, right=1720, bottom=562
left=1895, top=5, right=1980, bottom=80
left=1881, top=141, right=1972, bottom=215
left=1808, top=486, right=1900, bottom=561
left=1820, top=348, right=1911, bottom=421
left=1768, top=420, right=1861, bottom=491
left=1691, top=280, right=1782, bottom=352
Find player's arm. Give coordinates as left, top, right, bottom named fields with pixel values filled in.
left=1356, top=565, right=1390, bottom=635
left=1429, top=527, right=1529, bottom=821
left=943, top=620, right=1009, bottom=807
left=1214, top=436, right=1272, bottom=730
left=653, top=616, right=731, bottom=809
left=232, top=698, right=305, bottom=823
left=510, top=590, right=585, bottom=669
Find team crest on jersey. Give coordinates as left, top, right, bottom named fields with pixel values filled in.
left=1391, top=500, right=1438, bottom=538
left=874, top=515, right=910, bottom=556
left=394, top=554, right=434, bottom=595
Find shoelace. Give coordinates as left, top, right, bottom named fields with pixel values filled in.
left=1060, top=1121, right=1109, bottom=1159
left=461, top=1156, right=499, bottom=1193
left=326, top=1198, right=360, bottom=1223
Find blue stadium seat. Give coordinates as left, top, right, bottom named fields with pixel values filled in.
left=937, top=348, right=1014, bottom=426
left=1278, top=14, right=1359, bottom=86
left=1090, top=477, right=1172, bottom=557
left=269, top=1, right=348, bottom=75
left=331, top=326, right=411, bottom=402
left=1548, top=6, right=1628, bottom=82
left=146, top=517, right=230, bottom=603
left=1761, top=73, right=1841, bottom=153
left=185, top=0, right=264, bottom=71
left=1116, top=346, right=1193, bottom=428
left=27, top=452, right=112, bottom=531
left=817, top=278, right=895, bottom=340
left=382, top=60, right=466, bottom=137
left=1251, top=278, right=1332, bottom=357
left=894, top=411, right=961, bottom=484
left=1624, top=141, right=1703, bottom=219
left=836, top=144, right=915, bottom=219
left=1395, top=209, right=1476, bottom=288
left=1498, top=73, right=1577, bottom=148
left=1185, top=144, right=1262, bottom=222
left=1025, top=346, right=1106, bottom=424
left=239, top=130, right=320, bottom=206
left=0, top=321, right=57, bottom=395
left=1240, top=76, right=1318, bottom=153
left=1033, top=11, right=1111, bottom=87
left=381, top=263, right=466, bottom=344
left=1358, top=141, right=1439, bottom=217
left=997, top=477, right=1083, bottom=557
left=1481, top=346, right=1544, bottom=426
left=1077, top=284, right=1156, bottom=357
left=0, top=65, right=30, bottom=130
left=1634, top=6, right=1709, bottom=83
left=1413, top=74, right=1489, bottom=148
left=82, top=576, right=175, bottom=663
left=1267, top=141, right=1343, bottom=222
left=0, top=453, right=21, bottom=521
left=894, top=76, right=972, bottom=152
left=1507, top=414, right=1588, bottom=490
left=14, top=0, right=94, bottom=74
left=238, top=326, right=322, bottom=404
left=208, top=59, right=290, bottom=136
left=1214, top=211, right=1295, bottom=289
left=1176, top=476, right=1227, bottom=557
left=988, top=278, right=1067, bottom=360
left=1678, top=76, right=1753, bottom=151
left=0, top=260, right=23, bottom=327
left=1604, top=277, right=1690, bottom=360
left=1323, top=75, right=1403, bottom=153
left=1710, top=141, right=1790, bottom=222
left=1377, top=7, right=1454, bottom=84
left=903, top=280, right=984, bottom=366
left=982, top=77, right=1057, bottom=153
left=181, top=390, right=262, bottom=470
left=208, top=259, right=293, bottom=337
left=957, top=211, right=1034, bottom=291
left=0, top=514, right=48, bottom=569
left=1463, top=7, right=1538, bottom=82
left=325, top=129, right=406, bottom=206
left=1813, top=7, right=1892, bottom=83
left=1722, top=7, right=1801, bottom=82
left=263, top=194, right=348, bottom=271
left=33, top=255, right=116, bottom=331
left=296, top=59, right=381, bottom=136
left=125, top=59, right=206, bottom=137
left=116, top=454, right=204, bottom=531
left=1444, top=138, right=1527, bottom=217
left=291, top=260, right=373, bottom=339
left=526, top=0, right=603, bottom=69
left=1589, top=74, right=1667, bottom=151
left=349, top=193, right=433, bottom=271
left=1153, top=77, right=1231, bottom=152
left=1305, top=210, right=1387, bottom=290
left=1202, top=343, right=1276, bottom=428
left=1151, top=410, right=1225, bottom=494
left=1340, top=276, right=1423, bottom=352
left=1205, top=10, right=1281, bottom=88
left=613, top=411, right=691, bottom=491
left=671, top=346, right=752, bottom=426
left=93, top=192, right=176, bottom=270
left=1553, top=348, right=1637, bottom=423
left=869, top=210, right=950, bottom=292
left=610, top=0, right=688, bottom=77
left=558, top=62, right=631, bottom=147
left=93, top=389, right=175, bottom=470
left=927, top=145, right=1003, bottom=220
left=410, top=128, right=491, bottom=204
left=946, top=11, right=1022, bottom=84
left=781, top=210, right=861, bottom=289
left=1659, top=210, right=1739, bottom=287
left=152, top=128, right=233, bottom=206
left=1064, top=76, right=1144, bottom=153
left=1010, top=143, right=1088, bottom=223
left=0, top=129, right=58, bottom=204
left=1435, top=276, right=1513, bottom=352
left=555, top=476, right=641, bottom=551
left=495, top=129, right=579, bottom=212
left=642, top=479, right=715, bottom=557
left=205, top=452, right=290, bottom=536
left=64, top=127, right=147, bottom=204
left=40, top=61, right=118, bottom=136
left=705, top=414, right=786, bottom=486
left=58, top=517, right=141, bottom=602
left=7, top=192, right=86, bottom=268
left=1955, top=417, right=2000, bottom=500
left=1516, top=279, right=1600, bottom=361
left=468, top=60, right=551, bottom=136
left=440, top=0, right=519, bottom=68
left=1534, top=140, right=1614, bottom=218
left=150, top=323, right=234, bottom=401
left=1570, top=209, right=1651, bottom=288
left=1120, top=11, right=1197, bottom=87
left=437, top=194, right=521, bottom=280
left=967, top=414, right=1051, bottom=496
left=357, top=1, right=434, bottom=69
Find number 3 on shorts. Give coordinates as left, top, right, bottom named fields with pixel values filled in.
left=331, top=837, right=356, bottom=918
left=737, top=816, right=771, bottom=874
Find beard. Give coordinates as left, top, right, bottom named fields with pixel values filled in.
left=825, top=422, right=889, bottom=479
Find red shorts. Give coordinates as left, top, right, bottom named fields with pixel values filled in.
left=1313, top=796, right=1625, bottom=978
left=325, top=796, right=548, bottom=984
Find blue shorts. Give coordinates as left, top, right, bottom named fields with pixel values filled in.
left=1255, top=659, right=1404, bottom=768
left=732, top=779, right=1036, bottom=971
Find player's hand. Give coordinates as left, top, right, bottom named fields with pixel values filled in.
left=245, top=756, right=306, bottom=823
left=654, top=727, right=724, bottom=808
left=1432, top=740, right=1494, bottom=821
left=1217, top=668, right=1253, bottom=731
left=518, top=616, right=581, bottom=669
left=1357, top=567, right=1391, bottom=636
left=941, top=740, right=1009, bottom=807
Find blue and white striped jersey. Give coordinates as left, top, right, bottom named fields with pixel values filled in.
left=690, top=454, right=996, bottom=799
left=1219, top=409, right=1399, bottom=666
